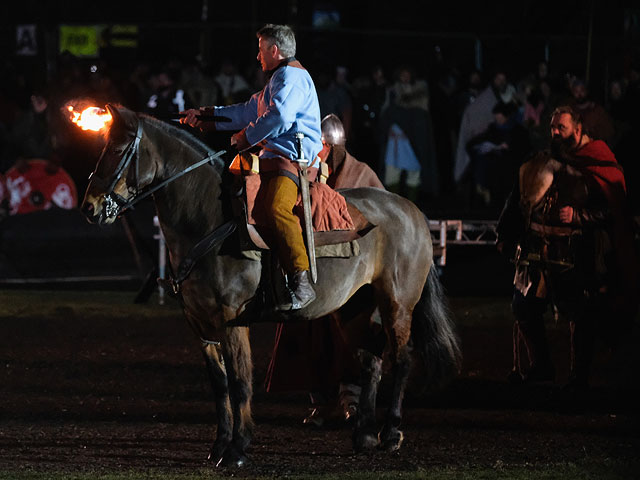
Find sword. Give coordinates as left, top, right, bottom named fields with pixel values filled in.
left=295, top=132, right=317, bottom=284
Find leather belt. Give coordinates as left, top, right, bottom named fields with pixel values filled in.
left=530, top=222, right=581, bottom=236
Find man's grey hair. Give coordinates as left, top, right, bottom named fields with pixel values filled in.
left=257, top=24, right=296, bottom=58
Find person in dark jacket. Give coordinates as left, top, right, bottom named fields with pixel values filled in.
left=265, top=114, right=385, bottom=426
left=466, top=101, right=531, bottom=210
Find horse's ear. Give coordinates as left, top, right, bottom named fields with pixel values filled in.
left=106, top=103, right=137, bottom=137
left=106, top=103, right=124, bottom=134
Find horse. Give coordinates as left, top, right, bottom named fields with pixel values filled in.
left=80, top=103, right=462, bottom=467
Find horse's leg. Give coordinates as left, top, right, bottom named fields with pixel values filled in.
left=352, top=348, right=383, bottom=452
left=378, top=304, right=413, bottom=452
left=201, top=342, right=233, bottom=464
left=219, top=326, right=254, bottom=467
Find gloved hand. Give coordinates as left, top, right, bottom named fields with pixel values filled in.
left=178, top=107, right=216, bottom=131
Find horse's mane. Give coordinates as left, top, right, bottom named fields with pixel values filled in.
left=140, top=113, right=227, bottom=173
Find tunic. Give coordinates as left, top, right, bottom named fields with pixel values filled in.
left=213, top=60, right=323, bottom=170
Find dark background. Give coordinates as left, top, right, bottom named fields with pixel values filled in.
left=1, top=0, right=639, bottom=293
left=3, top=0, right=639, bottom=99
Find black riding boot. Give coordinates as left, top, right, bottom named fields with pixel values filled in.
left=278, top=270, right=316, bottom=311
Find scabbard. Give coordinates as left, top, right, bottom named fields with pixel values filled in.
left=298, top=166, right=317, bottom=283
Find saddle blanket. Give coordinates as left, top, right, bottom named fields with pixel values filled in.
left=241, top=238, right=360, bottom=261
left=243, top=172, right=355, bottom=232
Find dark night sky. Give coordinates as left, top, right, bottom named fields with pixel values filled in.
left=2, top=0, right=639, bottom=94
left=2, top=0, right=634, bottom=36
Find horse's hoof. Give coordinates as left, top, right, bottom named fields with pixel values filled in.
left=215, top=446, right=249, bottom=468
left=353, top=431, right=379, bottom=453
left=208, top=452, right=222, bottom=466
left=217, top=454, right=249, bottom=468
left=207, top=440, right=229, bottom=465
left=379, top=428, right=404, bottom=452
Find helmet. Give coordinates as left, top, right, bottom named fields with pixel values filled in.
left=321, top=114, right=346, bottom=146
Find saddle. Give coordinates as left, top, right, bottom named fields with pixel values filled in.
left=224, top=153, right=377, bottom=316
left=158, top=155, right=376, bottom=298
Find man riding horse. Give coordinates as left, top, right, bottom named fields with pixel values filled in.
left=497, top=105, right=638, bottom=390
left=180, top=24, right=321, bottom=311
left=78, top=40, right=460, bottom=461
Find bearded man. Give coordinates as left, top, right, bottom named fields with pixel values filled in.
left=496, top=105, right=638, bottom=390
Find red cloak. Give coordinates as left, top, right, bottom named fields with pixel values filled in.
left=574, top=140, right=639, bottom=321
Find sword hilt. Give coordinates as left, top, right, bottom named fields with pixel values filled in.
left=295, top=132, right=308, bottom=164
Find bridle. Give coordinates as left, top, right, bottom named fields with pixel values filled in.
left=90, top=120, right=225, bottom=219
left=90, top=115, right=239, bottom=296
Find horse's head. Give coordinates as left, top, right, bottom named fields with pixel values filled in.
left=81, top=104, right=156, bottom=224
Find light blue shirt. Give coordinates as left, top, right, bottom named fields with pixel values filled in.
left=214, top=64, right=322, bottom=168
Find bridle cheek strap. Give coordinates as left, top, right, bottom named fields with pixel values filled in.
left=89, top=122, right=144, bottom=212
left=107, top=122, right=143, bottom=195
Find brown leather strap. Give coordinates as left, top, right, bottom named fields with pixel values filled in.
left=530, top=222, right=581, bottom=236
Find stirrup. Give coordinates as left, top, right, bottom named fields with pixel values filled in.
left=275, top=291, right=316, bottom=311
left=275, top=272, right=316, bottom=311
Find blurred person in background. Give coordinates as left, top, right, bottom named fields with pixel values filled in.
left=266, top=114, right=384, bottom=426
left=144, top=63, right=194, bottom=119
left=454, top=67, right=518, bottom=196
left=466, top=101, right=531, bottom=210
left=215, top=59, right=251, bottom=105
left=379, top=65, right=438, bottom=203
left=350, top=64, right=389, bottom=173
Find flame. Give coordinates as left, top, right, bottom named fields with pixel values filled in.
left=67, top=105, right=112, bottom=131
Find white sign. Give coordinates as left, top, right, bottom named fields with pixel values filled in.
left=16, top=24, right=37, bottom=56
left=6, top=175, right=31, bottom=215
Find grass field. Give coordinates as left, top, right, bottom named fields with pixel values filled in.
left=1, top=289, right=638, bottom=479
left=2, top=461, right=639, bottom=480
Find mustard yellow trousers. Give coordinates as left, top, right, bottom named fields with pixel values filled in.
left=264, top=174, right=309, bottom=273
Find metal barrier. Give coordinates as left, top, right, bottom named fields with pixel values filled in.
left=428, top=220, right=498, bottom=266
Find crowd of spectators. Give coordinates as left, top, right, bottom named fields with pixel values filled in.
left=1, top=45, right=640, bottom=220
left=335, top=56, right=640, bottom=218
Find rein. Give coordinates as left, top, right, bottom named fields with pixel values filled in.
left=116, top=149, right=226, bottom=212
left=164, top=219, right=237, bottom=295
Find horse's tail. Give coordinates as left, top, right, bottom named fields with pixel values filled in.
left=411, top=264, right=462, bottom=391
